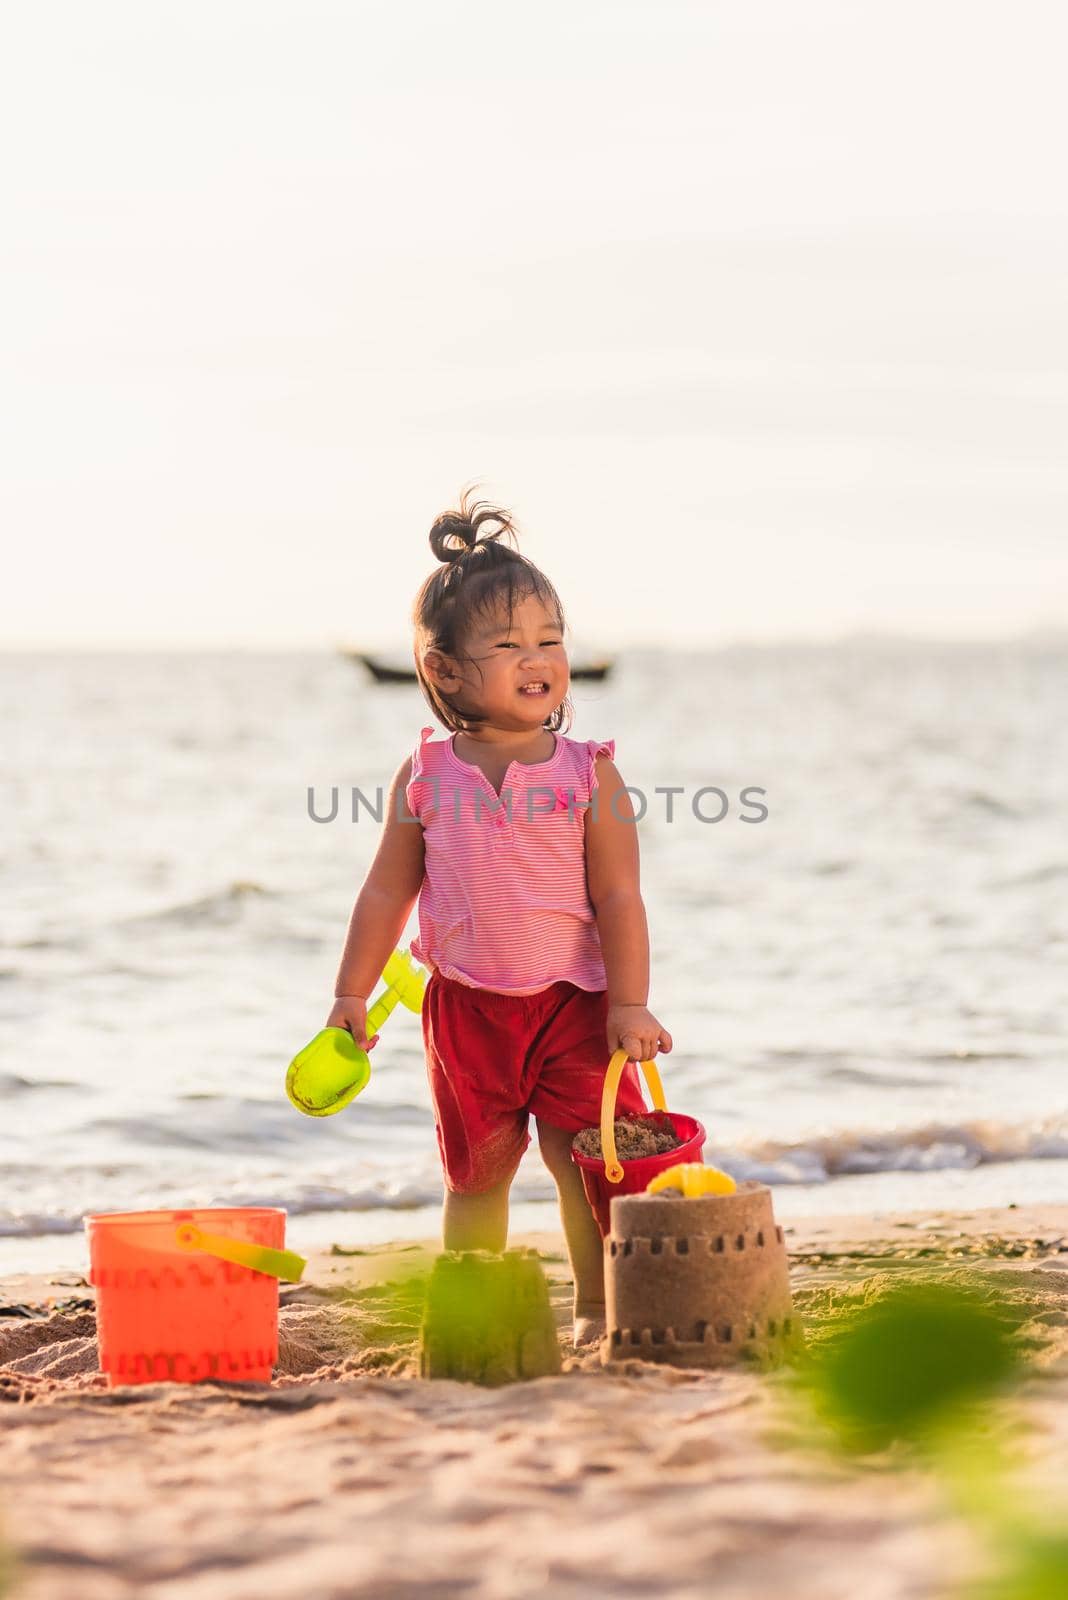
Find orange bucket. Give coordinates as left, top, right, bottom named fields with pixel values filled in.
left=84, top=1207, right=305, bottom=1387
left=571, top=1051, right=706, bottom=1236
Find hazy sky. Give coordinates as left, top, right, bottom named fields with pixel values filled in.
left=4, top=2, right=1066, bottom=650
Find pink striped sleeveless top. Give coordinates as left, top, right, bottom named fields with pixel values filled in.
left=405, top=725, right=616, bottom=996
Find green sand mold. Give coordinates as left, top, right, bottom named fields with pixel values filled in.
left=420, top=1248, right=562, bottom=1385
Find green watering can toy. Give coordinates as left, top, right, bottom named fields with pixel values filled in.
left=285, top=947, right=428, bottom=1117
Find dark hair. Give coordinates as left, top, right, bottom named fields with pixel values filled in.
left=411, top=485, right=574, bottom=735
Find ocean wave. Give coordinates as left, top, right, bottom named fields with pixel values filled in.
left=222, top=1182, right=445, bottom=1216
left=7, top=1119, right=1068, bottom=1239
left=821, top=1065, right=936, bottom=1089
left=7, top=935, right=83, bottom=952
left=122, top=880, right=273, bottom=929
left=83, top=1086, right=435, bottom=1152
left=0, top=1183, right=447, bottom=1240
left=921, top=1050, right=1028, bottom=1063
left=989, top=863, right=1068, bottom=889
left=712, top=1117, right=1068, bottom=1186
left=0, top=1213, right=85, bottom=1239
left=957, top=790, right=1020, bottom=818
left=83, top=1109, right=352, bottom=1153
left=0, top=1072, right=82, bottom=1094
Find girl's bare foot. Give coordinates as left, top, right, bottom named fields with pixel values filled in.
left=572, top=1308, right=606, bottom=1348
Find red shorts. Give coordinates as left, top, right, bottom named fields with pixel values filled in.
left=422, top=970, right=649, bottom=1194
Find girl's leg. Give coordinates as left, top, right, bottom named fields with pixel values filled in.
left=442, top=1167, right=516, bottom=1254
left=535, top=1117, right=606, bottom=1342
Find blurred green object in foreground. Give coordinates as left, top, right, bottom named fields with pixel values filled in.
left=967, top=1532, right=1068, bottom=1600
left=286, top=948, right=427, bottom=1116
left=790, top=1275, right=1068, bottom=1598
left=799, top=1278, right=1025, bottom=1453
left=420, top=1248, right=562, bottom=1385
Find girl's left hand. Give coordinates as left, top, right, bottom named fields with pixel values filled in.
left=607, top=1004, right=673, bottom=1063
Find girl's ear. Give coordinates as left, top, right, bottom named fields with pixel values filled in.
left=423, top=649, right=461, bottom=691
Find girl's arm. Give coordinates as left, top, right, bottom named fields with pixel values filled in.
left=585, top=754, right=672, bottom=1062
left=329, top=757, right=425, bottom=1034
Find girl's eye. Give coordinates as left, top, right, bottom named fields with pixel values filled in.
left=496, top=641, right=562, bottom=649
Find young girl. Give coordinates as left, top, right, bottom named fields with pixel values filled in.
left=327, top=491, right=672, bottom=1345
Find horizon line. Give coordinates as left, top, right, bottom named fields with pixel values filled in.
left=2, top=626, right=1067, bottom=656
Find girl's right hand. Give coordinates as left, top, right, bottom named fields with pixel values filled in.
left=327, top=995, right=380, bottom=1052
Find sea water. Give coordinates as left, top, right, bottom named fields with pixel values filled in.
left=2, top=643, right=1065, bottom=1273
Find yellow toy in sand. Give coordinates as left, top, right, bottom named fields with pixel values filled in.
left=285, top=948, right=428, bottom=1117
left=646, top=1162, right=738, bottom=1197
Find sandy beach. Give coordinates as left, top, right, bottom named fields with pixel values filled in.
left=1, top=1204, right=1065, bottom=1600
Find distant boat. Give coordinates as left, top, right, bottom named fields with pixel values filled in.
left=344, top=651, right=614, bottom=684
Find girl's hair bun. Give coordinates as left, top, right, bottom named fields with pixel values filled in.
left=429, top=488, right=517, bottom=564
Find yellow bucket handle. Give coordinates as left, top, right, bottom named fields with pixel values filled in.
left=600, top=1048, right=668, bottom=1184
left=175, top=1223, right=306, bottom=1282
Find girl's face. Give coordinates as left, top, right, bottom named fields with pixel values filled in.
left=437, top=591, right=569, bottom=731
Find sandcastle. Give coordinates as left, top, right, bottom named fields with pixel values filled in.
left=603, top=1180, right=799, bottom=1368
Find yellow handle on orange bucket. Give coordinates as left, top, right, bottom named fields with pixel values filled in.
left=174, top=1223, right=306, bottom=1282
left=601, top=1048, right=668, bottom=1184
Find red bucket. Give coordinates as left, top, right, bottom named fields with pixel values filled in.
left=571, top=1050, right=706, bottom=1236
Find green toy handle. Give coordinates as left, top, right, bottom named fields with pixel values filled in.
left=286, top=947, right=428, bottom=1118
left=364, top=948, right=426, bottom=1036
left=366, top=995, right=393, bottom=1036
left=175, top=1223, right=306, bottom=1282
